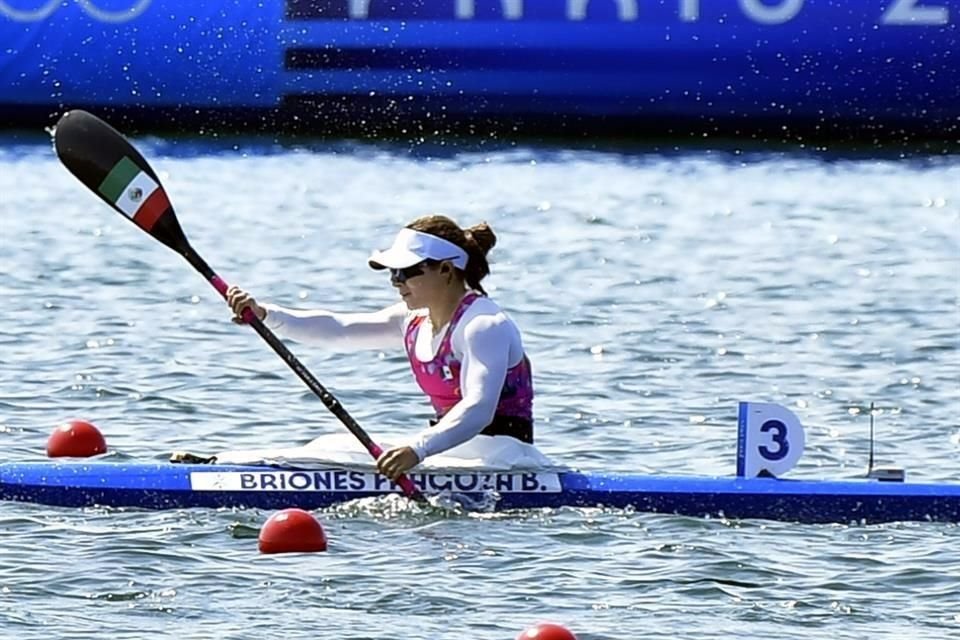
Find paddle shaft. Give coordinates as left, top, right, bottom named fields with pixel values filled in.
left=54, top=109, right=424, bottom=502
left=179, top=246, right=424, bottom=501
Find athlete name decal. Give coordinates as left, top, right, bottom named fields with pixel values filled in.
left=190, top=470, right=562, bottom=493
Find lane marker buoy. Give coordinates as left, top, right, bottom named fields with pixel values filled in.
left=516, top=622, right=577, bottom=640
left=258, top=508, right=328, bottom=554
left=46, top=419, right=108, bottom=458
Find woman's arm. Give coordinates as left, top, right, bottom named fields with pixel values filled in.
left=261, top=301, right=408, bottom=350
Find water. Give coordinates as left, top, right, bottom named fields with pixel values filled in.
left=0, top=132, right=958, bottom=639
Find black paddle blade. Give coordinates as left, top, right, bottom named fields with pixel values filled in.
left=54, top=109, right=190, bottom=253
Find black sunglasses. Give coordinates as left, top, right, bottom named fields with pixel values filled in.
left=389, top=258, right=457, bottom=284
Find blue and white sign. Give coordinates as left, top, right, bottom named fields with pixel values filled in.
left=736, top=402, right=805, bottom=478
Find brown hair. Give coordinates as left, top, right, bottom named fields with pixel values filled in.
left=406, top=214, right=497, bottom=295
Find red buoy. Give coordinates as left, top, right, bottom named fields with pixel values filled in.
left=516, top=623, right=578, bottom=640
left=46, top=420, right=108, bottom=458
left=258, top=509, right=328, bottom=554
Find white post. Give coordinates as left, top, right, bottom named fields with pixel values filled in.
left=567, top=0, right=639, bottom=21
left=456, top=0, right=525, bottom=20
left=679, top=0, right=700, bottom=22
left=349, top=0, right=372, bottom=19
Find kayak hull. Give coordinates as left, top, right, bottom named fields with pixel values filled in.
left=2, top=462, right=958, bottom=524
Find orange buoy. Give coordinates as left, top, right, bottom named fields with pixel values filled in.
left=258, top=508, right=328, bottom=554
left=46, top=420, right=108, bottom=458
left=516, top=623, right=578, bottom=640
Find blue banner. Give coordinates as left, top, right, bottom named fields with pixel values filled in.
left=0, top=0, right=956, bottom=131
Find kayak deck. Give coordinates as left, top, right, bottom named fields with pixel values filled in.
left=2, top=462, right=959, bottom=524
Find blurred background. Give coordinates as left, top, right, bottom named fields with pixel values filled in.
left=1, top=0, right=957, bottom=144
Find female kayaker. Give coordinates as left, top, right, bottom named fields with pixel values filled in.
left=226, top=214, right=533, bottom=482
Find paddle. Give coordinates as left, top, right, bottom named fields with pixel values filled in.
left=53, top=109, right=424, bottom=502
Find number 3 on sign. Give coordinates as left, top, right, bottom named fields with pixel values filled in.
left=736, top=402, right=805, bottom=478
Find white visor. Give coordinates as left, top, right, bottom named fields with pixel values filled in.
left=368, top=228, right=469, bottom=270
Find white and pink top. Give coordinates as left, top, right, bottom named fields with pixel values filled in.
left=263, top=292, right=534, bottom=462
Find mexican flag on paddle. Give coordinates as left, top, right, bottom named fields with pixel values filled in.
left=97, top=156, right=170, bottom=232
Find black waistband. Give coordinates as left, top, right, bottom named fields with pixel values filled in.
left=431, top=414, right=534, bottom=444
left=480, top=415, right=533, bottom=443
